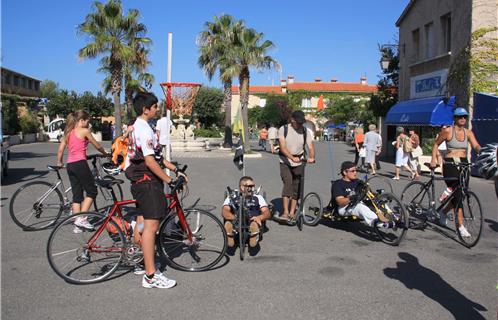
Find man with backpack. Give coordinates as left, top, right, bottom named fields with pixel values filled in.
left=276, top=110, right=315, bottom=221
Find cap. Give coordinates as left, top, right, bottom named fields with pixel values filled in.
left=454, top=107, right=469, bottom=117
left=291, top=110, right=305, bottom=125
left=340, top=161, right=356, bottom=173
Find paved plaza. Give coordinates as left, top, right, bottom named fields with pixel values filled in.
left=1, top=141, right=497, bottom=320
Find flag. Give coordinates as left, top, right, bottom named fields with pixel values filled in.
left=233, top=143, right=244, bottom=171
left=232, top=104, right=245, bottom=144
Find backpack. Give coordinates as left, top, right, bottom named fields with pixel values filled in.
left=403, top=137, right=413, bottom=153
left=111, top=137, right=129, bottom=170
left=282, top=124, right=307, bottom=157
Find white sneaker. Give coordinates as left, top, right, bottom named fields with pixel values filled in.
left=439, top=212, right=447, bottom=227
left=142, top=271, right=176, bottom=289
left=74, top=217, right=94, bottom=230
left=73, top=226, right=83, bottom=234
left=458, top=225, right=471, bottom=238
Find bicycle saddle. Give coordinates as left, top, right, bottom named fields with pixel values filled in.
left=95, top=178, right=124, bottom=189
left=47, top=165, right=64, bottom=171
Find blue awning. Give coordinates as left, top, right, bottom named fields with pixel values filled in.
left=326, top=124, right=346, bottom=129
left=385, top=96, right=455, bottom=126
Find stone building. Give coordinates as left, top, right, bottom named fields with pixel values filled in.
left=1, top=67, right=41, bottom=98
left=396, top=0, right=497, bottom=106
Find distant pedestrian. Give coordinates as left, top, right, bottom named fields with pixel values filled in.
left=268, top=125, right=278, bottom=153
left=364, top=124, right=382, bottom=175
left=408, top=129, right=422, bottom=175
left=156, top=115, right=173, bottom=158
left=393, top=126, right=416, bottom=180
left=354, top=127, right=365, bottom=169
left=259, top=126, right=268, bottom=151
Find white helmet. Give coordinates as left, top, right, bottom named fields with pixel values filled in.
left=476, top=143, right=498, bottom=179
left=102, top=162, right=122, bottom=176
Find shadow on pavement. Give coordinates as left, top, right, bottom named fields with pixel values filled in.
left=1, top=168, right=49, bottom=185
left=384, top=252, right=487, bottom=320
left=10, top=151, right=54, bottom=161
left=319, top=218, right=379, bottom=243
left=484, top=218, right=498, bottom=233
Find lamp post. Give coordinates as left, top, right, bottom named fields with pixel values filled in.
left=379, top=44, right=398, bottom=71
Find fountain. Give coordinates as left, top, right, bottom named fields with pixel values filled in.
left=170, top=115, right=206, bottom=151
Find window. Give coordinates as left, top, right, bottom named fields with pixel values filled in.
left=34, top=82, right=39, bottom=91
left=21, top=78, right=26, bottom=88
left=425, top=22, right=434, bottom=59
left=412, top=28, right=420, bottom=61
left=301, top=98, right=312, bottom=109
left=28, top=80, right=33, bottom=90
left=441, top=13, right=451, bottom=53
left=13, top=75, right=19, bottom=86
left=5, top=74, right=11, bottom=84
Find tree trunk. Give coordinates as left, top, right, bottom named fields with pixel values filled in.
left=239, top=66, right=250, bottom=151
left=111, top=61, right=123, bottom=137
left=222, top=80, right=233, bottom=148
left=125, top=85, right=133, bottom=123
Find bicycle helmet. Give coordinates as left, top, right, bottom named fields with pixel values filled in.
left=453, top=107, right=469, bottom=117
left=475, top=143, right=498, bottom=179
left=102, top=162, right=122, bottom=176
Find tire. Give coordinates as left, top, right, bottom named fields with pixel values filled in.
left=158, top=208, right=228, bottom=271
left=94, top=175, right=124, bottom=211
left=401, top=181, right=431, bottom=229
left=47, top=212, right=125, bottom=284
left=302, top=192, right=323, bottom=226
left=455, top=191, right=483, bottom=248
left=366, top=176, right=394, bottom=194
left=10, top=181, right=64, bottom=230
left=239, top=205, right=246, bottom=261
left=373, top=192, right=408, bottom=246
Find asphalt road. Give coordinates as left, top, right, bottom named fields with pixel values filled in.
left=1, top=141, right=496, bottom=320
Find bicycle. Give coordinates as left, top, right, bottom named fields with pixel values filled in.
left=47, top=165, right=228, bottom=284
left=364, top=174, right=393, bottom=194
left=9, top=154, right=123, bottom=231
left=322, top=180, right=408, bottom=246
left=400, top=162, right=483, bottom=248
left=274, top=157, right=323, bottom=230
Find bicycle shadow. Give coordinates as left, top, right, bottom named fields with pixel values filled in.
left=384, top=252, right=487, bottom=319
left=319, top=218, right=380, bottom=243
left=484, top=218, right=498, bottom=233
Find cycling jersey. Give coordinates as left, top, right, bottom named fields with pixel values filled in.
left=223, top=193, right=268, bottom=218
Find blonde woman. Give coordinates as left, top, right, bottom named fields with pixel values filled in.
left=56, top=110, right=108, bottom=232
left=393, top=126, right=416, bottom=180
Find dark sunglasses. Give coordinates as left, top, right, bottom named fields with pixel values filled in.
left=244, top=184, right=255, bottom=188
left=346, top=169, right=357, bottom=173
left=455, top=115, right=468, bottom=119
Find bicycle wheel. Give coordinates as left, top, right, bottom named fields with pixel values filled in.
left=158, top=208, right=228, bottom=271
left=401, top=181, right=431, bottom=229
left=302, top=192, right=323, bottom=226
left=373, top=192, right=408, bottom=246
left=47, top=212, right=125, bottom=284
left=239, top=206, right=246, bottom=261
left=9, top=181, right=64, bottom=230
left=94, top=175, right=124, bottom=210
left=366, top=176, right=394, bottom=194
left=455, top=191, right=483, bottom=248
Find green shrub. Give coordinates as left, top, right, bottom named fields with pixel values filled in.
left=193, top=127, right=222, bottom=138
left=19, top=113, right=40, bottom=134
left=421, top=137, right=435, bottom=156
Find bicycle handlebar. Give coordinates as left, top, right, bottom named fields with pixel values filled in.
left=170, top=165, right=188, bottom=193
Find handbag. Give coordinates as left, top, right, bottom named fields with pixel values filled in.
left=411, top=146, right=423, bottom=158
left=359, top=147, right=366, bottom=157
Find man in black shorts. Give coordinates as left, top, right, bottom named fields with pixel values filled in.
left=125, top=91, right=185, bottom=289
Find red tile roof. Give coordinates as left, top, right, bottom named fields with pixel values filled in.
left=231, top=82, right=378, bottom=94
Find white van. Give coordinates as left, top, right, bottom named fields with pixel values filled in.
left=47, top=118, right=65, bottom=142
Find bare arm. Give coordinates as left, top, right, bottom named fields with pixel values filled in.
left=222, top=205, right=236, bottom=221
left=307, top=141, right=315, bottom=163
left=56, top=137, right=67, bottom=166
left=250, top=206, right=271, bottom=226
left=467, top=130, right=481, bottom=154
left=431, top=128, right=449, bottom=166
left=144, top=155, right=173, bottom=184
left=84, top=129, right=107, bottom=155
left=335, top=195, right=350, bottom=207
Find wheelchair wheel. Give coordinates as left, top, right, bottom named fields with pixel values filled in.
left=372, top=192, right=408, bottom=246
left=302, top=192, right=323, bottom=226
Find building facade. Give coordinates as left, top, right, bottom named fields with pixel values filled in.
left=1, top=67, right=41, bottom=98
left=396, top=0, right=498, bottom=106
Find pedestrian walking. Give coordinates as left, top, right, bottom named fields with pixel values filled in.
left=393, top=126, right=416, bottom=180
left=364, top=124, right=382, bottom=175
left=268, top=125, right=278, bottom=153
left=156, top=114, right=173, bottom=161
left=408, top=129, right=422, bottom=175
left=354, top=127, right=365, bottom=170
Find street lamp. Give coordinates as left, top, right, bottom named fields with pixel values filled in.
left=379, top=44, right=398, bottom=71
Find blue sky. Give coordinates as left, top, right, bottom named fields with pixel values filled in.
left=2, top=0, right=409, bottom=99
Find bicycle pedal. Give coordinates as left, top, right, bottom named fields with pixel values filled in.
left=447, top=213, right=454, bottom=221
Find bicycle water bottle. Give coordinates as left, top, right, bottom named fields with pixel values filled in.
left=439, top=187, right=453, bottom=202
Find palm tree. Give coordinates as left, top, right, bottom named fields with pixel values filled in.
left=227, top=27, right=280, bottom=150
left=78, top=1, right=149, bottom=137
left=198, top=15, right=244, bottom=148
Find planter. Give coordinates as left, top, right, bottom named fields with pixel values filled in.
left=23, top=133, right=37, bottom=143
left=92, top=131, right=102, bottom=142
left=8, top=135, right=21, bottom=146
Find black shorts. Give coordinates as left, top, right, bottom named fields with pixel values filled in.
left=443, top=158, right=468, bottom=207
left=66, top=160, right=97, bottom=203
left=131, top=182, right=167, bottom=220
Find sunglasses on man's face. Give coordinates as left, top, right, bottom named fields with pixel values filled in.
left=243, top=184, right=255, bottom=188
left=346, top=169, right=357, bottom=173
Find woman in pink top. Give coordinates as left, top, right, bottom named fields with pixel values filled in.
left=56, top=110, right=107, bottom=231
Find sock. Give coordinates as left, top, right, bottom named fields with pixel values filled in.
left=146, top=273, right=154, bottom=279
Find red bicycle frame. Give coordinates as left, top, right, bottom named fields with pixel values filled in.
left=165, top=192, right=193, bottom=242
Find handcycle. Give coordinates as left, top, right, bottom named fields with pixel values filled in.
left=9, top=154, right=123, bottom=231
left=321, top=180, right=408, bottom=246
left=274, top=157, right=323, bottom=230
left=225, top=186, right=267, bottom=261
left=400, top=162, right=482, bottom=248
left=46, top=165, right=228, bottom=284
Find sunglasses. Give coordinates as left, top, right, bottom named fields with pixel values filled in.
left=455, top=115, right=468, bottom=119
left=243, top=184, right=255, bottom=188
left=346, top=169, right=357, bottom=173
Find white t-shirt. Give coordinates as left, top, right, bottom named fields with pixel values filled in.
left=125, top=117, right=158, bottom=170
left=278, top=124, right=314, bottom=167
left=156, top=116, right=173, bottom=146
left=268, top=127, right=278, bottom=140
